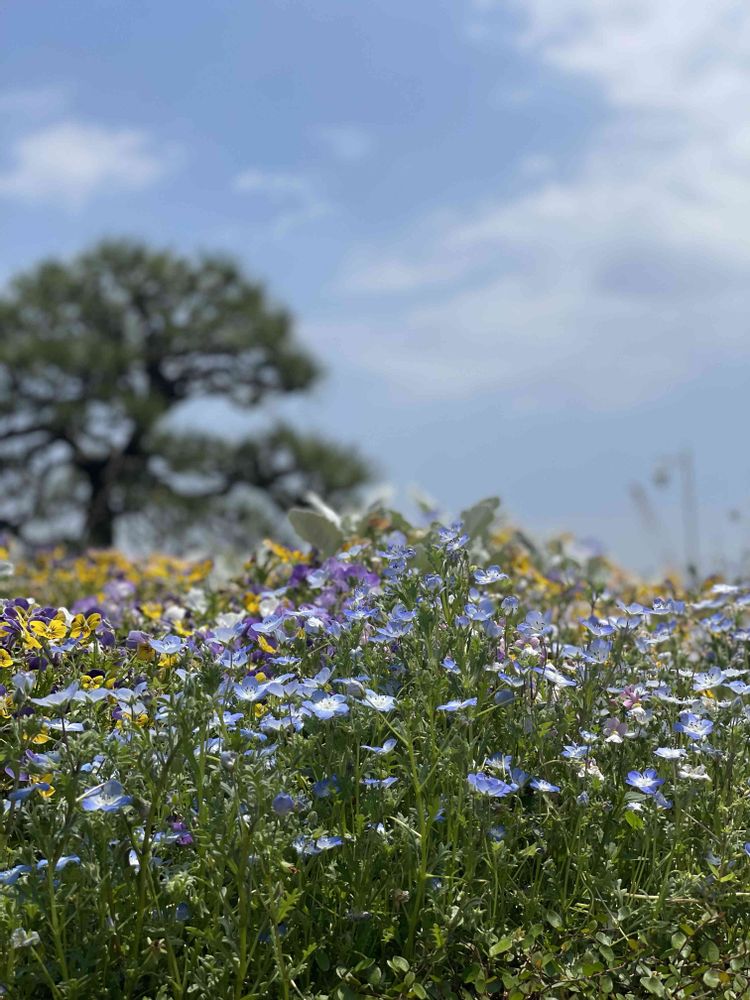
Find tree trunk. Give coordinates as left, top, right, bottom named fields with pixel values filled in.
left=81, top=459, right=115, bottom=548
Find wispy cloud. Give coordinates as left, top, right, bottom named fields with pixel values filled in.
left=314, top=124, right=374, bottom=162
left=329, top=2, right=750, bottom=409
left=0, top=120, right=178, bottom=208
left=233, top=168, right=330, bottom=236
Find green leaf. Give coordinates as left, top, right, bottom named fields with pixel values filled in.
left=288, top=508, right=344, bottom=557
left=460, top=496, right=500, bottom=540
left=489, top=936, right=513, bottom=957
left=600, top=974, right=614, bottom=994
left=639, top=976, right=666, bottom=996
left=411, top=985, right=428, bottom=999
left=389, top=956, right=410, bottom=975
left=463, top=962, right=484, bottom=985
left=700, top=940, right=720, bottom=963
left=624, top=809, right=644, bottom=830
left=670, top=931, right=687, bottom=951
left=545, top=909, right=563, bottom=929
left=702, top=970, right=721, bottom=988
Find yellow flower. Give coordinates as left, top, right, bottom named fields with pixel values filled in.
left=257, top=635, right=276, bottom=655
left=263, top=540, right=309, bottom=564
left=141, top=603, right=163, bottom=621
left=28, top=615, right=67, bottom=643
left=254, top=671, right=267, bottom=683
left=32, top=773, right=55, bottom=798
left=243, top=593, right=261, bottom=614
left=80, top=673, right=104, bottom=690
left=0, top=649, right=12, bottom=669
left=70, top=612, right=102, bottom=641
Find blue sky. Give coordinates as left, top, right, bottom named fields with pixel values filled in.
left=2, top=0, right=750, bottom=573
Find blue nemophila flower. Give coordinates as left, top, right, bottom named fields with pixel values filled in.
left=674, top=713, right=714, bottom=740
left=218, top=647, right=248, bottom=669
left=728, top=679, right=750, bottom=695
left=272, top=792, right=296, bottom=816
left=561, top=743, right=590, bottom=760
left=530, top=778, right=560, bottom=793
left=534, top=664, right=576, bottom=688
left=11, top=929, right=40, bottom=950
left=474, top=565, right=508, bottom=585
left=234, top=675, right=286, bottom=703
left=488, top=825, right=506, bottom=842
left=583, top=639, right=612, bottom=664
left=460, top=598, right=496, bottom=624
left=293, top=834, right=343, bottom=856
left=7, top=783, right=51, bottom=802
left=361, top=738, right=397, bottom=755
left=360, top=690, right=397, bottom=712
left=312, top=775, right=339, bottom=798
left=616, top=600, right=650, bottom=617
left=442, top=656, right=460, bottom=674
left=651, top=597, right=685, bottom=615
left=148, top=634, right=184, bottom=656
left=518, top=610, right=553, bottom=637
left=436, top=521, right=469, bottom=553
left=80, top=779, right=133, bottom=813
left=361, top=776, right=398, bottom=789
left=744, top=843, right=750, bottom=857
left=579, top=615, right=616, bottom=637
left=437, top=697, right=477, bottom=712
left=36, top=855, right=80, bottom=872
left=372, top=603, right=416, bottom=643
left=692, top=668, right=726, bottom=692
left=467, top=772, right=518, bottom=797
left=654, top=747, right=687, bottom=760
left=0, top=864, right=32, bottom=886
left=30, top=682, right=79, bottom=709
left=626, top=769, right=665, bottom=795
left=302, top=693, right=349, bottom=720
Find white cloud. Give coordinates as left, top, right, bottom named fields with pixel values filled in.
left=233, top=168, right=330, bottom=236
left=331, top=2, right=750, bottom=410
left=0, top=120, right=176, bottom=208
left=315, top=124, right=374, bottom=162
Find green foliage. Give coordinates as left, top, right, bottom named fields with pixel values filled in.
left=2, top=517, right=750, bottom=997
left=0, top=239, right=370, bottom=549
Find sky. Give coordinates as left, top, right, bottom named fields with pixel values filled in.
left=2, top=0, right=750, bottom=574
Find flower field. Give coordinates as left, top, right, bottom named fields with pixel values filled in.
left=2, top=510, right=750, bottom=999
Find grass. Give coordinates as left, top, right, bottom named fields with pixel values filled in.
left=1, top=512, right=750, bottom=998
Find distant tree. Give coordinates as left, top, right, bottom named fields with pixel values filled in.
left=0, top=239, right=370, bottom=549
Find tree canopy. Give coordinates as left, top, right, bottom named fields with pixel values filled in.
left=0, top=239, right=370, bottom=549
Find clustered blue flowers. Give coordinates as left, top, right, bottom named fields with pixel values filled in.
left=1, top=520, right=750, bottom=993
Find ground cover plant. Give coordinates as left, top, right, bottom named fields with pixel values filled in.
left=1, top=505, right=750, bottom=998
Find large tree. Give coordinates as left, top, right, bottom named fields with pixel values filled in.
left=0, top=239, right=370, bottom=549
